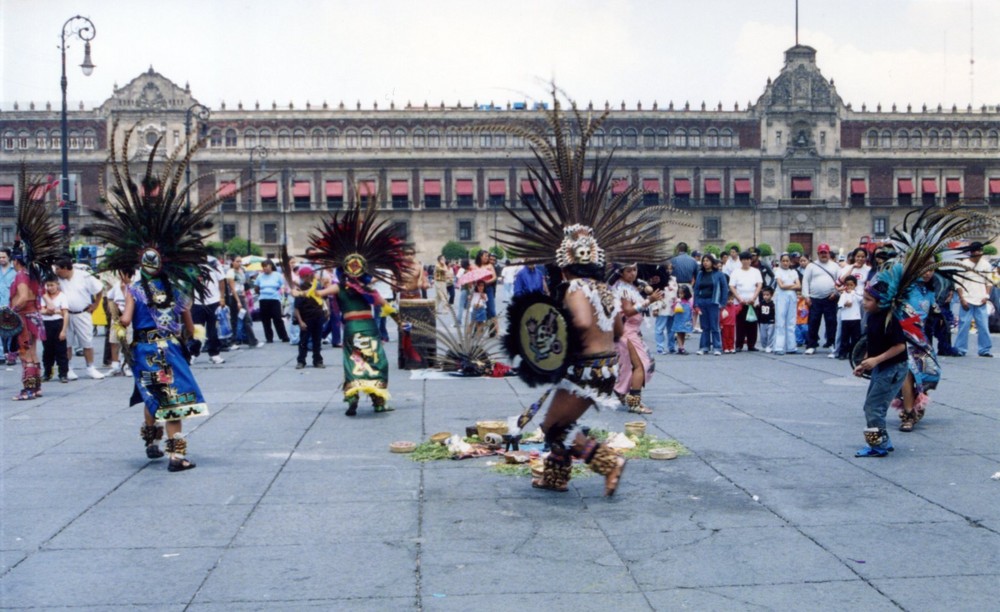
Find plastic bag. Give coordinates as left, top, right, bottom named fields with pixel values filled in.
left=744, top=304, right=757, bottom=323
left=216, top=305, right=233, bottom=339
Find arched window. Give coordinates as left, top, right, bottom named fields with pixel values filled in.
left=244, top=129, right=257, bottom=148
left=209, top=129, right=223, bottom=148
left=940, top=129, right=952, bottom=148
left=258, top=128, right=272, bottom=147
left=68, top=130, right=81, bottom=150
left=344, top=129, right=358, bottom=148
left=277, top=129, right=291, bottom=149
left=360, top=128, right=373, bottom=148
left=17, top=130, right=29, bottom=149
left=988, top=130, right=999, bottom=148
left=35, top=129, right=47, bottom=150
left=49, top=129, right=61, bottom=150
left=910, top=129, right=922, bottom=149
left=927, top=129, right=939, bottom=148
left=705, top=128, right=719, bottom=148
left=379, top=128, right=391, bottom=148
left=461, top=132, right=472, bottom=148
left=642, top=128, right=656, bottom=148
left=867, top=130, right=878, bottom=148
left=610, top=128, right=623, bottom=147
left=2, top=130, right=14, bottom=150
left=446, top=129, right=459, bottom=148
left=624, top=128, right=638, bottom=148
left=720, top=128, right=733, bottom=148
left=688, top=129, right=701, bottom=148
left=393, top=128, right=406, bottom=148
left=592, top=129, right=605, bottom=148
left=494, top=133, right=506, bottom=148
left=674, top=128, right=687, bottom=148
left=879, top=130, right=891, bottom=149
left=225, top=129, right=238, bottom=148
left=326, top=128, right=340, bottom=149
left=897, top=129, right=908, bottom=149
left=311, top=129, right=324, bottom=149
left=970, top=130, right=982, bottom=148
left=957, top=130, right=969, bottom=148
left=82, top=129, right=96, bottom=150
left=413, top=128, right=425, bottom=148
left=657, top=128, right=670, bottom=148
left=292, top=128, right=305, bottom=148
left=427, top=129, right=440, bottom=148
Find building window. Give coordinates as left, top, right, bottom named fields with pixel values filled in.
left=873, top=217, right=888, bottom=237
left=219, top=181, right=238, bottom=212
left=345, top=129, right=358, bottom=148
left=225, top=129, right=238, bottom=148
left=480, top=133, right=493, bottom=148
left=957, top=130, right=969, bottom=149
left=911, top=130, right=922, bottom=149
left=940, top=130, right=952, bottom=148
left=293, top=181, right=311, bottom=210
left=927, top=130, right=938, bottom=148
left=35, top=131, right=47, bottom=150
left=260, top=181, right=279, bottom=211
left=687, top=129, right=700, bottom=149
left=326, top=129, right=340, bottom=149
left=50, top=131, right=61, bottom=150
left=674, top=129, right=687, bottom=148
left=258, top=129, right=272, bottom=147
left=642, top=129, right=656, bottom=148
left=360, top=128, right=373, bottom=148
left=326, top=180, right=344, bottom=209
left=897, top=130, right=908, bottom=149
left=988, top=130, right=999, bottom=148
left=379, top=129, right=391, bottom=148
left=879, top=130, right=891, bottom=148
left=643, top=192, right=659, bottom=207
left=393, top=129, right=406, bottom=148
left=512, top=134, right=525, bottom=149
left=427, top=129, right=440, bottom=148
left=989, top=179, right=1000, bottom=205
left=866, top=130, right=878, bottom=148
left=69, top=130, right=81, bottom=149
left=624, top=128, right=638, bottom=148
left=791, top=177, right=813, bottom=199
left=819, top=131, right=826, bottom=148
left=278, top=129, right=291, bottom=149
left=609, top=128, right=623, bottom=148
left=705, top=128, right=718, bottom=148
left=261, top=222, right=278, bottom=244
left=592, top=130, right=605, bottom=148
left=222, top=223, right=237, bottom=242
left=413, top=129, right=425, bottom=148
left=658, top=129, right=670, bottom=148
left=244, top=129, right=257, bottom=148
left=704, top=217, right=721, bottom=240
left=461, top=133, right=472, bottom=148
left=457, top=219, right=474, bottom=242
left=970, top=130, right=982, bottom=149
left=5, top=132, right=17, bottom=150
left=209, top=129, right=223, bottom=147
left=446, top=129, right=459, bottom=148
left=775, top=130, right=782, bottom=148
left=292, top=129, right=305, bottom=149
left=494, top=133, right=506, bottom=148
left=391, top=180, right=409, bottom=210
left=312, top=129, right=324, bottom=149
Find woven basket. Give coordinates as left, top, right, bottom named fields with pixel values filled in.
left=429, top=432, right=451, bottom=445
left=389, top=441, right=417, bottom=454
left=476, top=420, right=509, bottom=439
left=624, top=421, right=647, bottom=437
left=649, top=447, right=678, bottom=460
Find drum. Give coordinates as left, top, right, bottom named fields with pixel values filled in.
left=398, top=299, right=436, bottom=369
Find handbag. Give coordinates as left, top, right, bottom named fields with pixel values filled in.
left=744, top=304, right=758, bottom=323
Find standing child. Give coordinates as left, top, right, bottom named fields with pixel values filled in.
left=470, top=280, right=489, bottom=334
left=837, top=276, right=863, bottom=360
left=652, top=267, right=678, bottom=354
left=671, top=285, right=694, bottom=354
left=721, top=296, right=740, bottom=353
left=293, top=270, right=327, bottom=369
left=757, top=287, right=776, bottom=352
left=852, top=289, right=908, bottom=457
left=40, top=276, right=69, bottom=383
left=795, top=291, right=810, bottom=348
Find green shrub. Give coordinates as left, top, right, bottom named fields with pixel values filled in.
left=785, top=242, right=805, bottom=256
left=224, top=237, right=263, bottom=257
left=703, top=244, right=722, bottom=257
left=488, top=245, right=506, bottom=260
left=441, top=241, right=468, bottom=261
left=755, top=243, right=774, bottom=257
left=723, top=241, right=741, bottom=254
left=983, top=244, right=998, bottom=256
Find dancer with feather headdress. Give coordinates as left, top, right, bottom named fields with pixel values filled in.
left=6, top=169, right=63, bottom=400
left=289, top=189, right=410, bottom=416
left=83, top=123, right=251, bottom=471
left=853, top=206, right=999, bottom=457
left=494, top=90, right=674, bottom=495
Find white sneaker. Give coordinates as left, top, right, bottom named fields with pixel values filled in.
left=229, top=344, right=241, bottom=351
left=86, top=366, right=106, bottom=380
left=828, top=353, right=836, bottom=359
left=66, top=369, right=79, bottom=381
left=254, top=341, right=265, bottom=348
left=123, top=364, right=132, bottom=376
left=764, top=347, right=772, bottom=354
left=696, top=350, right=705, bottom=355
left=210, top=355, right=225, bottom=365
left=805, top=348, right=815, bottom=355
left=713, top=350, right=722, bottom=356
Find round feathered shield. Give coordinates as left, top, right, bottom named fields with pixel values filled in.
left=0, top=307, right=24, bottom=340
left=503, top=292, right=574, bottom=386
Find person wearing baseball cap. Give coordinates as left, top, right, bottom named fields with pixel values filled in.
left=801, top=243, right=840, bottom=354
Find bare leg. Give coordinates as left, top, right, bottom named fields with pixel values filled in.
left=899, top=372, right=917, bottom=432
left=164, top=420, right=195, bottom=471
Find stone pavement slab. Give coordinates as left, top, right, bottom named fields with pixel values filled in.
left=1, top=321, right=998, bottom=610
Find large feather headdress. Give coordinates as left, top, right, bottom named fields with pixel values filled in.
left=12, top=166, right=63, bottom=282
left=83, top=121, right=254, bottom=301
left=301, top=182, right=410, bottom=288
left=488, top=88, right=680, bottom=269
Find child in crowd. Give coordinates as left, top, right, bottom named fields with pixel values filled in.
left=837, top=276, right=863, bottom=360
left=39, top=276, right=69, bottom=383
left=671, top=285, right=694, bottom=355
left=757, top=287, right=776, bottom=352
left=853, top=288, right=908, bottom=457
left=293, top=269, right=327, bottom=369
left=795, top=291, right=810, bottom=348
left=652, top=270, right=678, bottom=354
left=470, top=280, right=489, bottom=334
left=721, top=296, right=740, bottom=353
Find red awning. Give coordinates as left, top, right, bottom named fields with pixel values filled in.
left=0, top=185, right=14, bottom=201
left=945, top=178, right=962, bottom=194
left=391, top=180, right=409, bottom=197
left=521, top=179, right=537, bottom=194
left=990, top=178, right=1000, bottom=194
left=612, top=179, right=629, bottom=195
left=791, top=177, right=812, bottom=192
left=898, top=178, right=914, bottom=195
left=325, top=180, right=344, bottom=197
left=259, top=181, right=278, bottom=199
left=704, top=178, right=722, bottom=195
left=734, top=178, right=752, bottom=194
left=488, top=179, right=506, bottom=196
left=357, top=180, right=376, bottom=197
left=218, top=181, right=238, bottom=199
left=423, top=179, right=441, bottom=196
left=293, top=181, right=311, bottom=198
left=455, top=179, right=473, bottom=196
left=674, top=178, right=692, bottom=195
left=850, top=179, right=867, bottom=195
left=642, top=178, right=660, bottom=193
left=921, top=178, right=938, bottom=194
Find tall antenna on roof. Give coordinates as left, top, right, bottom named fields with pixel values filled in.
left=795, top=0, right=799, bottom=45
left=969, top=0, right=975, bottom=104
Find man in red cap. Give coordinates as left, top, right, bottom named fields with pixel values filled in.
left=801, top=243, right=841, bottom=354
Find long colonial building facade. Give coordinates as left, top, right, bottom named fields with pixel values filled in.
left=2, top=45, right=998, bottom=260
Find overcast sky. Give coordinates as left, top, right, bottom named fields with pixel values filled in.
left=2, top=0, right=998, bottom=112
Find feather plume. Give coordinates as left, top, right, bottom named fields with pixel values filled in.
left=12, top=165, right=63, bottom=282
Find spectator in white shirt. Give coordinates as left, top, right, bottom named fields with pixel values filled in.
left=954, top=241, right=994, bottom=357
left=729, top=251, right=763, bottom=351
left=54, top=257, right=105, bottom=379
left=800, top=244, right=841, bottom=354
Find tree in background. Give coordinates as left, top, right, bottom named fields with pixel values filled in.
left=785, top=242, right=805, bottom=256
left=441, top=240, right=468, bottom=261
left=723, top=241, right=741, bottom=254
left=755, top=243, right=774, bottom=257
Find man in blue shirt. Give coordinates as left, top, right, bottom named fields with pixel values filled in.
left=513, top=263, right=547, bottom=297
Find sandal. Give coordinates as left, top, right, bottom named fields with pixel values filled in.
left=899, top=416, right=915, bottom=432
left=604, top=457, right=627, bottom=497
left=12, top=389, right=37, bottom=401
left=628, top=404, right=653, bottom=414
left=854, top=445, right=890, bottom=458
left=531, top=478, right=569, bottom=493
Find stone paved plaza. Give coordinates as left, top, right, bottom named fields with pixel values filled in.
left=1, top=321, right=999, bottom=611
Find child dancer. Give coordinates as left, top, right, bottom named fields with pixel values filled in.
left=671, top=285, right=694, bottom=354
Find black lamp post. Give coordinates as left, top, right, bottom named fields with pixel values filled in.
left=247, top=145, right=267, bottom=255
left=184, top=103, right=210, bottom=212
left=60, top=15, right=96, bottom=248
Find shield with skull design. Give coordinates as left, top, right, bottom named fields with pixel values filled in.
left=503, top=291, right=576, bottom=386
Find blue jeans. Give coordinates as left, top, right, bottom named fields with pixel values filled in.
left=863, top=361, right=908, bottom=431
left=654, top=315, right=675, bottom=352
left=954, top=303, right=992, bottom=356
left=758, top=323, right=775, bottom=350
left=773, top=290, right=797, bottom=353
left=457, top=288, right=470, bottom=327
left=695, top=300, right=721, bottom=351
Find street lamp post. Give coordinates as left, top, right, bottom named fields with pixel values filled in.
left=60, top=15, right=96, bottom=249
left=247, top=145, right=268, bottom=256
left=184, top=103, right=211, bottom=212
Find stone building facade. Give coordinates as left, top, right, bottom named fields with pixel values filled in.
left=2, top=45, right=998, bottom=261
